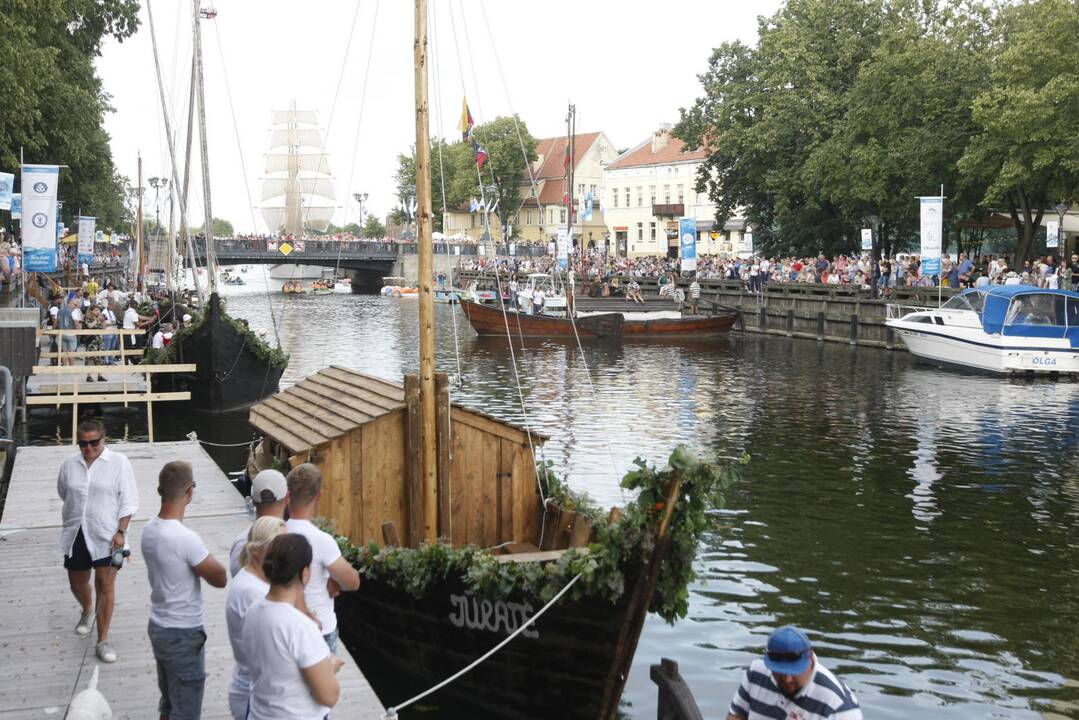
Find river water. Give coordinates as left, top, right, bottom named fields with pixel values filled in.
left=29, top=272, right=1079, bottom=718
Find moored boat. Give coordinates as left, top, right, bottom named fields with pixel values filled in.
left=886, top=286, right=1079, bottom=374
left=460, top=297, right=739, bottom=339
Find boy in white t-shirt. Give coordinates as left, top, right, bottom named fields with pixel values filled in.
left=284, top=463, right=361, bottom=653
left=141, top=461, right=228, bottom=720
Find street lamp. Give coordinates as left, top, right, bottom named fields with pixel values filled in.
left=1054, top=201, right=1070, bottom=263
left=148, top=177, right=169, bottom=236
left=352, top=192, right=368, bottom=238
left=602, top=230, right=610, bottom=257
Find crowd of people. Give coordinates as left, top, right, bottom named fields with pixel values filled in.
left=457, top=250, right=1079, bottom=295
left=59, top=421, right=358, bottom=719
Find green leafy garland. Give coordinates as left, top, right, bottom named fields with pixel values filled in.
left=140, top=298, right=288, bottom=368
left=328, top=446, right=746, bottom=624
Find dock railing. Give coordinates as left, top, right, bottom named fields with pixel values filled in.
left=33, top=328, right=194, bottom=442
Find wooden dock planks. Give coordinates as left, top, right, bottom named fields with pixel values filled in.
left=0, top=441, right=385, bottom=720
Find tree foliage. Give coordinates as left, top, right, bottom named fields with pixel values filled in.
left=362, top=214, right=386, bottom=240
left=676, top=0, right=1077, bottom=263
left=0, top=0, right=139, bottom=232
left=394, top=116, right=537, bottom=237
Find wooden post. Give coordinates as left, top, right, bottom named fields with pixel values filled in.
left=145, top=366, right=154, bottom=442
left=650, top=658, right=704, bottom=720
left=786, top=309, right=794, bottom=337
left=849, top=313, right=859, bottom=345
left=816, top=311, right=825, bottom=341
left=404, top=373, right=424, bottom=547
left=414, top=0, right=438, bottom=544
left=435, top=372, right=451, bottom=540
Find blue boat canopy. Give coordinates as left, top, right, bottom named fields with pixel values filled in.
left=959, top=286, right=1079, bottom=345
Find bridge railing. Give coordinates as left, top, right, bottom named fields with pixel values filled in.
left=192, top=238, right=554, bottom=262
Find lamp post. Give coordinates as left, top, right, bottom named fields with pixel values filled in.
left=602, top=230, right=610, bottom=258
left=1054, top=201, right=1070, bottom=265
left=352, top=192, right=368, bottom=239
left=148, top=177, right=168, bottom=234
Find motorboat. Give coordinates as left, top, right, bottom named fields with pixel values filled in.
left=886, top=286, right=1079, bottom=374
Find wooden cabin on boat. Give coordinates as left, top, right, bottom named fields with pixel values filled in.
left=248, top=366, right=548, bottom=549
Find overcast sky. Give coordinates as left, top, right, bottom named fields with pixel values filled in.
left=98, top=0, right=781, bottom=233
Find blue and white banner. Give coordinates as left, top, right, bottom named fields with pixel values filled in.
left=919, top=196, right=943, bottom=278
left=557, top=229, right=569, bottom=270
left=78, top=216, right=96, bottom=262
left=10, top=193, right=20, bottom=219
left=0, top=172, right=13, bottom=211
left=861, top=228, right=873, bottom=251
left=679, top=216, right=697, bottom=272
left=21, top=164, right=60, bottom=272
left=1046, top=220, right=1060, bottom=249
left=584, top=190, right=593, bottom=222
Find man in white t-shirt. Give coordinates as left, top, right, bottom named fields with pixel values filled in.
left=285, top=463, right=361, bottom=653
left=229, top=469, right=289, bottom=577
left=142, top=461, right=228, bottom=720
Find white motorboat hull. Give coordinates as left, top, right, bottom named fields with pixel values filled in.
left=888, top=321, right=1079, bottom=374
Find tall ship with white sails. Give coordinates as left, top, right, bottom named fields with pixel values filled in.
left=259, top=104, right=337, bottom=280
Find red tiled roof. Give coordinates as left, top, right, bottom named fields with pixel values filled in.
left=531, top=132, right=602, bottom=180
left=606, top=132, right=707, bottom=170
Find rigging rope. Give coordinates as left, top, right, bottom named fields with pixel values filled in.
left=380, top=572, right=582, bottom=718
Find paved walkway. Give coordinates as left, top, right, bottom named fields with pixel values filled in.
left=0, top=441, right=385, bottom=719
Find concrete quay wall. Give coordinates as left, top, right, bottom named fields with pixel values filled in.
left=454, top=269, right=960, bottom=350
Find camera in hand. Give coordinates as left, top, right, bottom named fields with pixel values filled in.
left=111, top=548, right=131, bottom=567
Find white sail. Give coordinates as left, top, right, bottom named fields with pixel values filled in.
left=258, top=105, right=338, bottom=235
left=264, top=152, right=332, bottom=175
left=268, top=127, right=324, bottom=150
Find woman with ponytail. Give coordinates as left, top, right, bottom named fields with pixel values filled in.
left=241, top=534, right=342, bottom=719
left=225, top=517, right=285, bottom=719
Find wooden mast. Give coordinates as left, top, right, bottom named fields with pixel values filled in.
left=192, top=0, right=217, bottom=295
left=414, top=0, right=438, bottom=542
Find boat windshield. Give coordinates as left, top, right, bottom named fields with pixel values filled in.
left=941, top=291, right=986, bottom=315
left=1004, top=293, right=1070, bottom=327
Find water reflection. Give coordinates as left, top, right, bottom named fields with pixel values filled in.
left=27, top=277, right=1079, bottom=718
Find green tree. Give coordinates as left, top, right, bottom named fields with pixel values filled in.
left=0, top=0, right=139, bottom=231
left=212, top=218, right=234, bottom=236
left=958, top=0, right=1079, bottom=264
left=362, top=215, right=386, bottom=239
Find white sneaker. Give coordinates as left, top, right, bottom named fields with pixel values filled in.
left=75, top=610, right=93, bottom=636
left=95, top=642, right=117, bottom=663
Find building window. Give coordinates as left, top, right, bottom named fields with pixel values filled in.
left=636, top=187, right=643, bottom=207
left=589, top=184, right=597, bottom=196
left=649, top=185, right=656, bottom=205
left=612, top=188, right=618, bottom=208
left=577, top=183, right=585, bottom=196
left=637, top=222, right=643, bottom=242
left=663, top=185, right=670, bottom=204
left=677, top=185, right=684, bottom=204
left=559, top=208, right=567, bottom=223
left=649, top=222, right=656, bottom=242
left=624, top=189, right=630, bottom=207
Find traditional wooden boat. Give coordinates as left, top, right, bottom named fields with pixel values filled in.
left=459, top=297, right=739, bottom=338
left=153, top=293, right=285, bottom=412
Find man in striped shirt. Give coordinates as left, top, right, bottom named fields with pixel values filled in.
left=727, top=625, right=862, bottom=720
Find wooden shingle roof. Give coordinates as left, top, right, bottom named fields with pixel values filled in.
left=250, top=366, right=547, bottom=454
left=250, top=366, right=407, bottom=454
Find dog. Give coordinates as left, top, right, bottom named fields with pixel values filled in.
left=65, top=666, right=112, bottom=720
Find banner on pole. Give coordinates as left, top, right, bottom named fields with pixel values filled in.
left=584, top=191, right=593, bottom=222
left=509, top=242, right=516, bottom=256
left=1046, top=220, right=1060, bottom=249
left=21, top=164, right=60, bottom=272
left=557, top=229, right=569, bottom=270
left=679, top=216, right=697, bottom=272
left=919, top=196, right=943, bottom=277
left=0, top=172, right=13, bottom=211
left=77, top=216, right=96, bottom=262
left=861, top=228, right=873, bottom=251
left=10, top=193, right=20, bottom=219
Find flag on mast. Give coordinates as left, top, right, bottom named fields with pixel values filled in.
left=458, top=97, right=474, bottom=141
left=472, top=140, right=489, bottom=169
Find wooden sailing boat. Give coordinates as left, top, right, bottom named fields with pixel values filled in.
left=248, top=3, right=736, bottom=717
left=145, top=0, right=286, bottom=413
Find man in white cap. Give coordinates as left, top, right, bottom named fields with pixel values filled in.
left=228, top=469, right=289, bottom=577
left=727, top=625, right=862, bottom=720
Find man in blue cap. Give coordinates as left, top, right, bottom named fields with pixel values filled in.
left=727, top=625, right=862, bottom=719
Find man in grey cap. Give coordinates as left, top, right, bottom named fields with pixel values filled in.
left=727, top=625, right=862, bottom=720
left=228, top=468, right=288, bottom=577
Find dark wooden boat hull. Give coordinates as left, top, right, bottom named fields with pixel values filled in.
left=460, top=299, right=738, bottom=338
left=152, top=293, right=285, bottom=413
left=336, top=567, right=641, bottom=719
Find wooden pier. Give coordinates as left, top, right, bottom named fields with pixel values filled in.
left=0, top=441, right=385, bottom=719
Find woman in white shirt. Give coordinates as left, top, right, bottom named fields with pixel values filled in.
left=242, top=534, right=342, bottom=720
left=225, top=517, right=286, bottom=720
